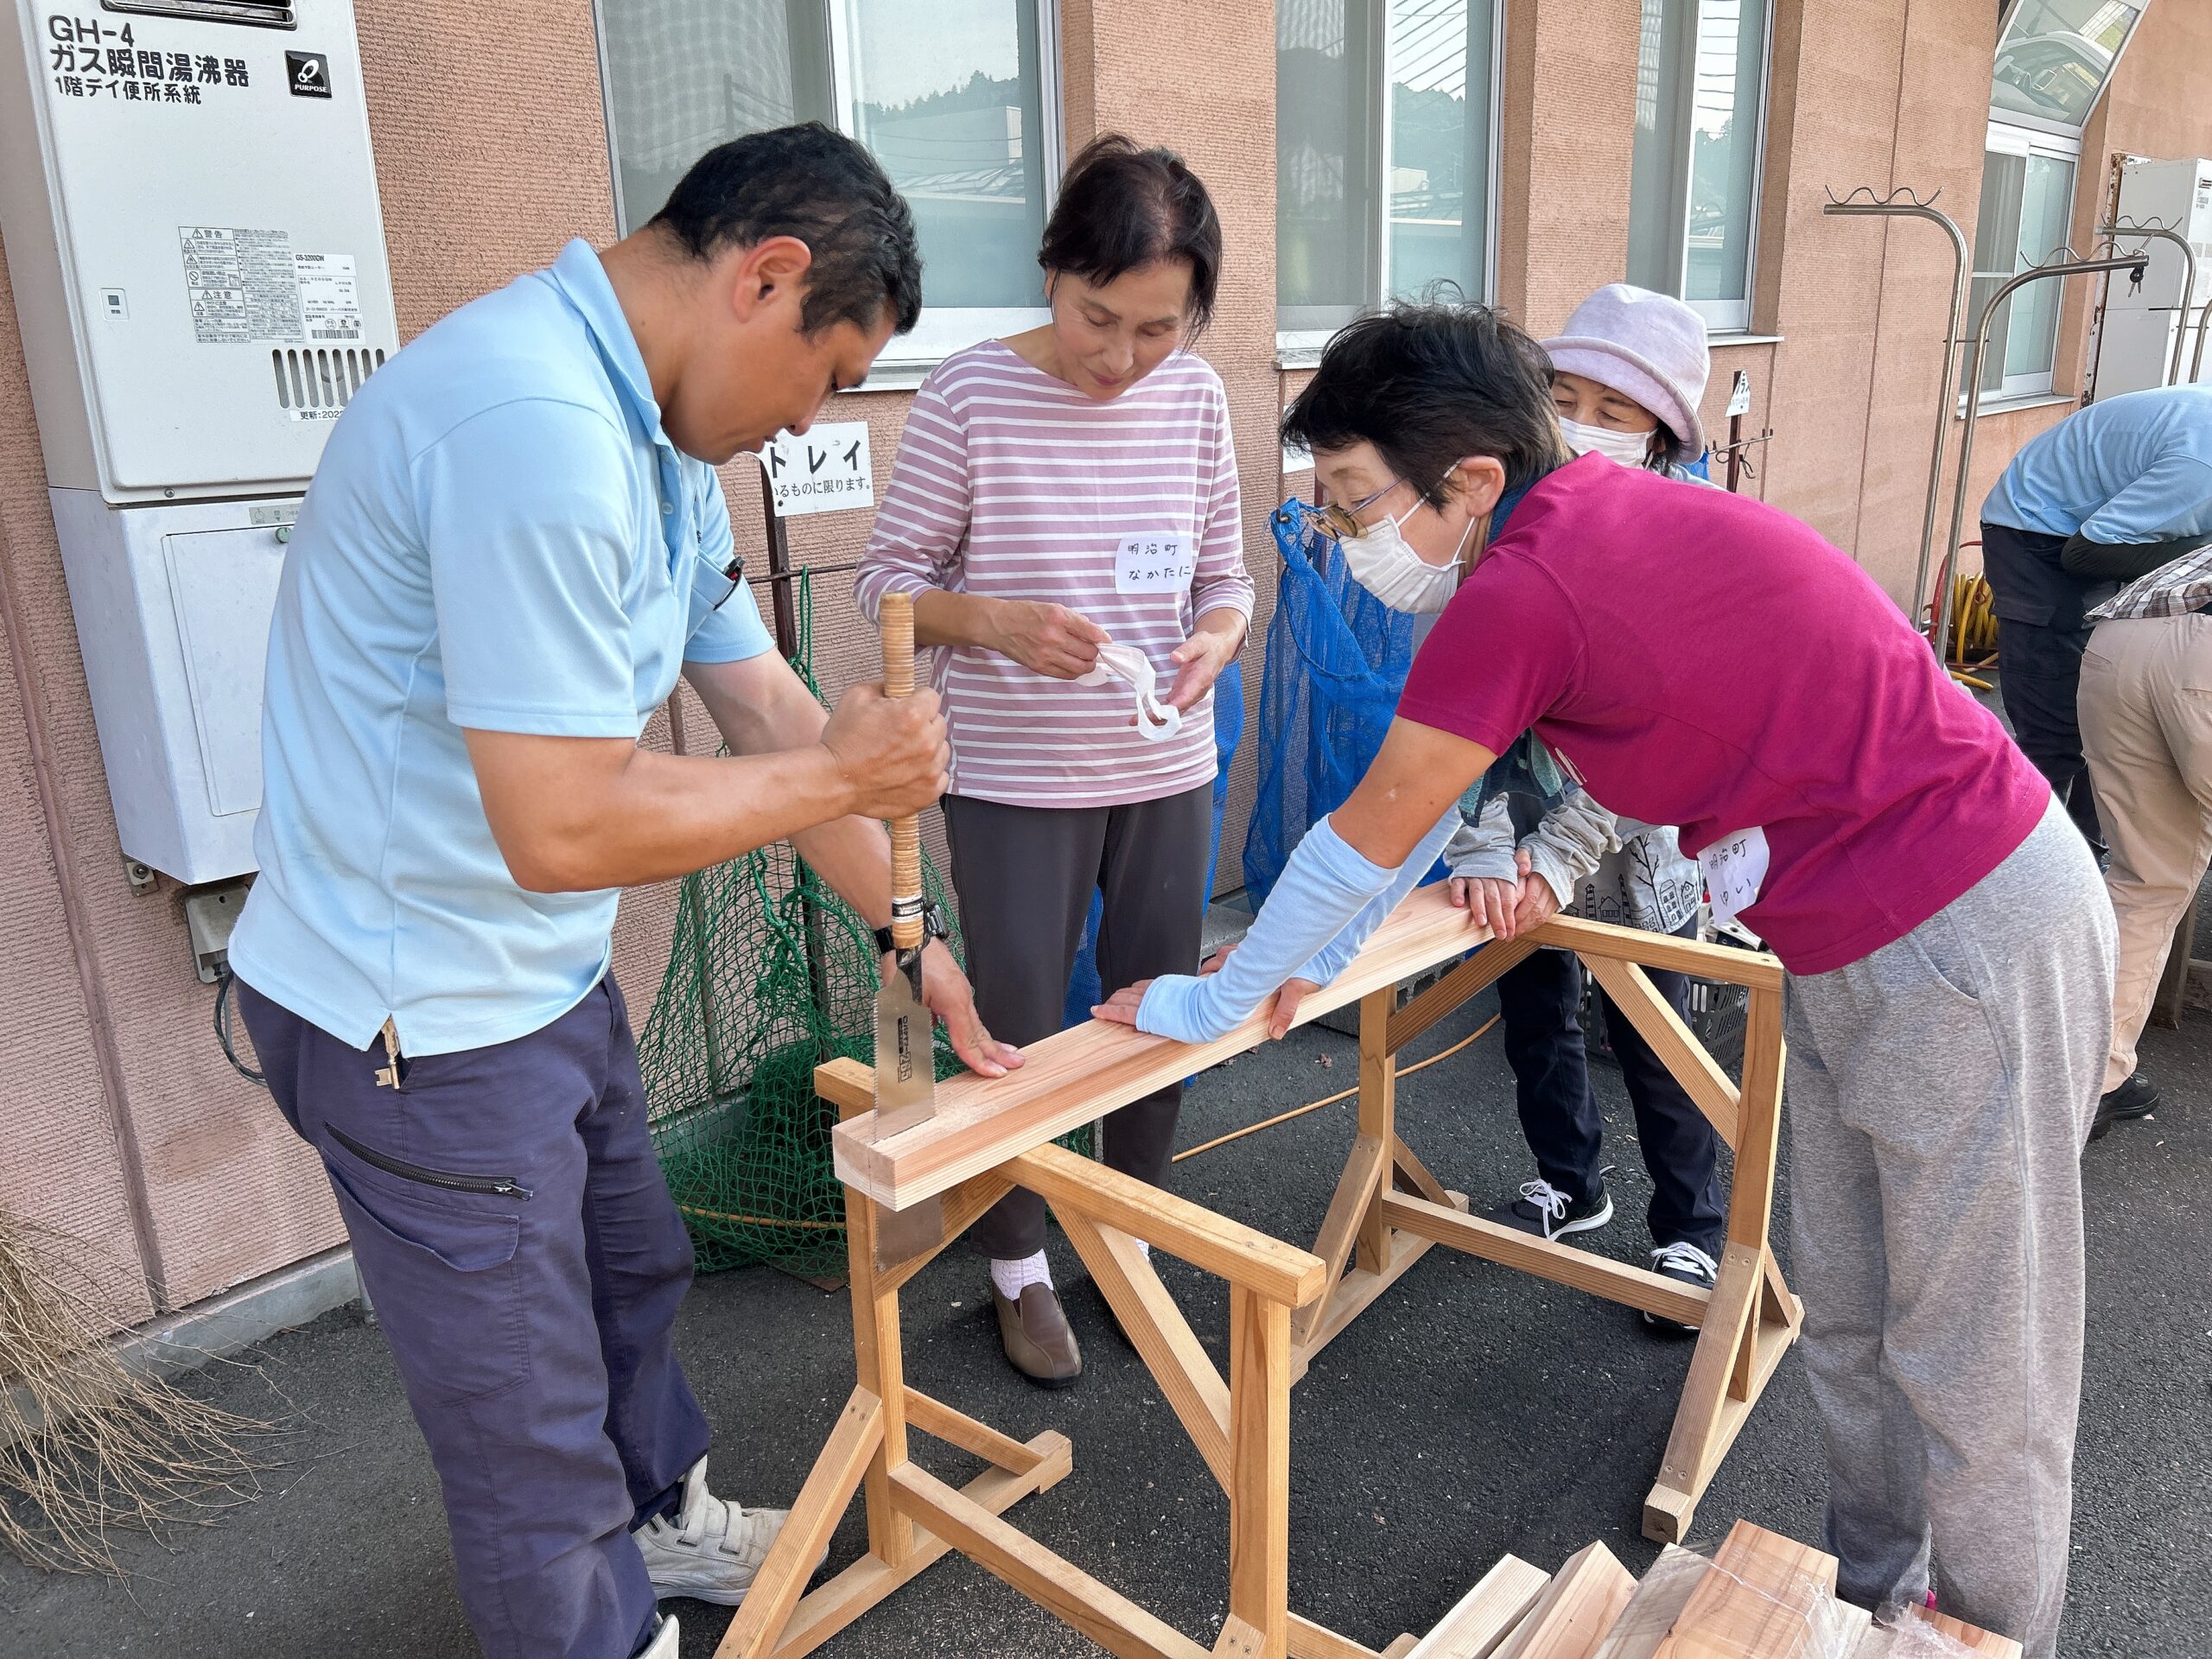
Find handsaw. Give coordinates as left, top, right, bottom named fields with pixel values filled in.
left=870, top=591, right=945, bottom=1270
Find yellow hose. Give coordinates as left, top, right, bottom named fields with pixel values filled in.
left=1947, top=572, right=1998, bottom=664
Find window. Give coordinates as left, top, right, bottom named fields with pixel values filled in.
left=1990, top=0, right=2145, bottom=138
left=596, top=0, right=1058, bottom=368
left=1276, top=1, right=1501, bottom=346
left=1626, top=0, right=1771, bottom=334
left=1963, top=1, right=2137, bottom=403
left=1970, top=125, right=2080, bottom=397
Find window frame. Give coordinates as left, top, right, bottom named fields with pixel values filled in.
left=1274, top=0, right=1506, bottom=359
left=1987, top=0, right=2149, bottom=142
left=592, top=0, right=1065, bottom=378
left=1628, top=0, right=1776, bottom=336
left=1972, top=118, right=2084, bottom=402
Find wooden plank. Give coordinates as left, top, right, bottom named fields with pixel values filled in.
left=715, top=1388, right=883, bottom=1659
left=1644, top=1243, right=1762, bottom=1543
left=889, top=1460, right=1212, bottom=1659
left=1578, top=956, right=1740, bottom=1150
left=1829, top=1601, right=1872, bottom=1655
left=1590, top=1546, right=1707, bottom=1659
left=830, top=887, right=1495, bottom=1211
left=1292, top=1133, right=1389, bottom=1347
left=1009, top=1141, right=1325, bottom=1306
left=1058, top=1209, right=1232, bottom=1489
left=1382, top=1641, right=1421, bottom=1659
left=1491, top=1541, right=1636, bottom=1659
left=1292, top=1220, right=1456, bottom=1384
left=1357, top=990, right=1398, bottom=1274
left=1725, top=988, right=1786, bottom=1255
left=769, top=1432, right=1072, bottom=1659
left=904, top=1387, right=1054, bottom=1477
left=1644, top=1298, right=1799, bottom=1542
left=1389, top=1137, right=1453, bottom=1209
left=1288, top=1612, right=1385, bottom=1659
left=1726, top=988, right=1786, bottom=1401
left=1908, top=1608, right=2024, bottom=1658
left=1228, top=1286, right=1293, bottom=1658
left=1387, top=936, right=1538, bottom=1053
left=1651, top=1520, right=1837, bottom=1658
left=1530, top=915, right=1784, bottom=993
left=1405, top=1554, right=1552, bottom=1658
left=879, top=1171, right=1014, bottom=1295
left=1376, top=1192, right=1712, bottom=1326
left=1217, top=1615, right=1269, bottom=1656
left=840, top=1182, right=914, bottom=1568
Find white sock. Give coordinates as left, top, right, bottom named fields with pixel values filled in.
left=990, top=1251, right=1052, bottom=1300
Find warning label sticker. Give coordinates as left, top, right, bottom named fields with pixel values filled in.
left=180, top=226, right=300, bottom=344
left=294, top=252, right=361, bottom=343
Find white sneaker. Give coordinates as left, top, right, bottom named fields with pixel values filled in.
left=632, top=1458, right=789, bottom=1605
left=638, top=1612, right=679, bottom=1657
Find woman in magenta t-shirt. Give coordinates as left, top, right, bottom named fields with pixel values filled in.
left=1098, top=304, right=2113, bottom=1659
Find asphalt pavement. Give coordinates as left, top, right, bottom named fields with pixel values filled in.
left=3, top=942, right=2206, bottom=1658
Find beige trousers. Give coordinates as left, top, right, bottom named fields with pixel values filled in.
left=2076, top=610, right=2212, bottom=1092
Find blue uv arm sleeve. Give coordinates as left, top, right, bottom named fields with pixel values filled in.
left=1289, top=808, right=1460, bottom=988
left=1134, top=810, right=1454, bottom=1045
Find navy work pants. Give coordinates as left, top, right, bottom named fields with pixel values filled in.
left=1980, top=520, right=2110, bottom=855
left=1493, top=925, right=1726, bottom=1254
left=239, top=976, right=705, bottom=1659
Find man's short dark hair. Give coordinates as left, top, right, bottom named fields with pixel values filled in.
left=1281, top=296, right=1567, bottom=507
left=652, top=123, right=923, bottom=338
left=1038, top=134, right=1222, bottom=334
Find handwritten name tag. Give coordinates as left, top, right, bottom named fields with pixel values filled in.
left=1698, top=827, right=1770, bottom=927
left=1114, top=531, right=1196, bottom=595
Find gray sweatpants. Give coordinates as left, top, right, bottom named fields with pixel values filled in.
left=1785, top=798, right=2113, bottom=1659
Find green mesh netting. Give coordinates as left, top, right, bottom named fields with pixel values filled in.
left=639, top=833, right=970, bottom=1276
left=639, top=575, right=1084, bottom=1278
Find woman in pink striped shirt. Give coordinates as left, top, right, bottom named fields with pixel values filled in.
left=856, top=136, right=1251, bottom=1386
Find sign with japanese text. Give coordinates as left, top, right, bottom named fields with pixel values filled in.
left=765, top=423, right=873, bottom=518
left=44, top=11, right=253, bottom=105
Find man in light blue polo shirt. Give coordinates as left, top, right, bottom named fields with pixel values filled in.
left=230, top=126, right=1017, bottom=1659
left=1980, top=383, right=2212, bottom=861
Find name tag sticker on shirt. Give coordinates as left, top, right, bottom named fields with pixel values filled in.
left=1114, top=531, right=1196, bottom=595
left=1698, top=826, right=1770, bottom=927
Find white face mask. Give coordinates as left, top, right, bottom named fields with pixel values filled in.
left=1559, top=416, right=1658, bottom=469
left=1338, top=493, right=1478, bottom=614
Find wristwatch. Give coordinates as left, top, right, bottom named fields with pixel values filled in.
left=874, top=900, right=949, bottom=957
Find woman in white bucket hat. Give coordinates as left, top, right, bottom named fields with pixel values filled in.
left=1543, top=282, right=1711, bottom=479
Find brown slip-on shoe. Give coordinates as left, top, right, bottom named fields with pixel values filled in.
left=992, top=1283, right=1083, bottom=1388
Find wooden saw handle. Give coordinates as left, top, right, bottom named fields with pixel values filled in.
left=880, top=592, right=925, bottom=950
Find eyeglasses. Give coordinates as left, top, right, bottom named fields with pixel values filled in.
left=698, top=544, right=746, bottom=613
left=1312, top=477, right=1408, bottom=543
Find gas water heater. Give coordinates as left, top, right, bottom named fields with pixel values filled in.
left=0, top=0, right=397, bottom=884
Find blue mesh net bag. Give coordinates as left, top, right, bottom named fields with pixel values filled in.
left=1242, top=497, right=1576, bottom=906
left=1242, top=499, right=1422, bottom=906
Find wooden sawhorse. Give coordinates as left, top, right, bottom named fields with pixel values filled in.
left=717, top=888, right=1797, bottom=1658
left=715, top=1070, right=1330, bottom=1659
left=1285, top=912, right=1801, bottom=1542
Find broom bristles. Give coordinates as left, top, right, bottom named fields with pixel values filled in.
left=0, top=1211, right=279, bottom=1575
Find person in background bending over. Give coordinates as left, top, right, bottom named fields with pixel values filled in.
left=855, top=136, right=1249, bottom=1388
left=2075, top=537, right=2212, bottom=1141
left=1980, top=383, right=2212, bottom=868
left=1447, top=285, right=1723, bottom=1322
